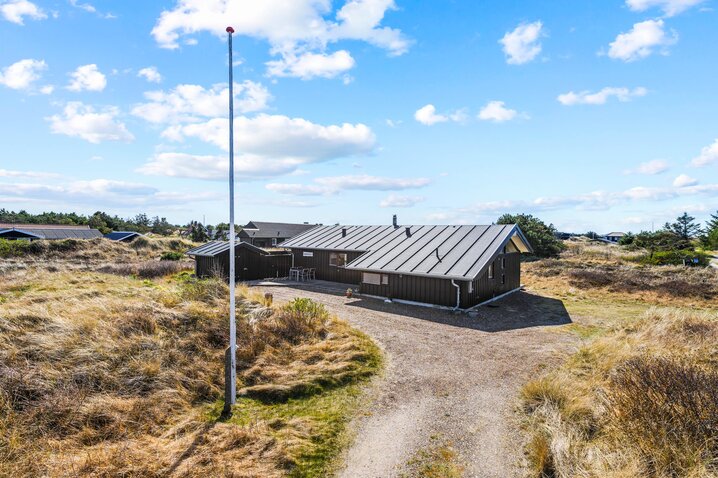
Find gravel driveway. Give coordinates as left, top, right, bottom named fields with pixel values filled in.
left=255, top=283, right=575, bottom=477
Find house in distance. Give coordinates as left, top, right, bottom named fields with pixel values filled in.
left=0, top=223, right=103, bottom=241
left=238, top=221, right=318, bottom=248
left=281, top=216, right=533, bottom=309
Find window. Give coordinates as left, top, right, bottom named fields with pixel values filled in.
left=329, top=252, right=348, bottom=267
left=488, top=263, right=494, bottom=279
left=501, top=274, right=506, bottom=285
left=271, top=238, right=278, bottom=246
left=302, top=251, right=314, bottom=257
left=363, top=272, right=389, bottom=285
left=501, top=257, right=506, bottom=269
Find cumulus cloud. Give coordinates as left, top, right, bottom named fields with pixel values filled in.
left=499, top=21, right=544, bottom=65
left=266, top=174, right=430, bottom=196
left=0, top=58, right=47, bottom=90
left=67, top=64, right=107, bottom=92
left=477, top=101, right=522, bottom=122
left=132, top=81, right=270, bottom=123
left=46, top=102, right=134, bottom=144
left=414, top=104, right=466, bottom=126
left=691, top=139, right=718, bottom=167
left=625, top=159, right=670, bottom=175
left=625, top=0, right=706, bottom=16
left=266, top=50, right=355, bottom=80
left=0, top=0, right=46, bottom=24
left=607, top=19, right=677, bottom=62
left=673, top=174, right=698, bottom=187
left=137, top=66, right=162, bottom=83
left=558, top=86, right=648, bottom=105
left=379, top=194, right=425, bottom=208
left=151, top=0, right=409, bottom=79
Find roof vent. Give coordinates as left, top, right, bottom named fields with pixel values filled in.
left=405, top=227, right=411, bottom=237
left=341, top=228, right=347, bottom=237
left=392, top=214, right=398, bottom=228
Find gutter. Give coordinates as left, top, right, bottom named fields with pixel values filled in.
left=451, top=279, right=461, bottom=310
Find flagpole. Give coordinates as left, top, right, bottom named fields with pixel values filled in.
left=225, top=25, right=237, bottom=415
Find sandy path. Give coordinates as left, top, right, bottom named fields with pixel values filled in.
left=256, top=284, right=575, bottom=477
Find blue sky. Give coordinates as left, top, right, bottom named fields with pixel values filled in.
left=1, top=0, right=717, bottom=233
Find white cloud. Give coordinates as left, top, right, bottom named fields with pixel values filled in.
left=477, top=101, right=521, bottom=122
left=266, top=174, right=431, bottom=196
left=607, top=19, right=677, bottom=62
left=67, top=64, right=107, bottom=92
left=625, top=159, right=670, bottom=175
left=414, top=104, right=466, bottom=126
left=673, top=174, right=698, bottom=187
left=68, top=0, right=115, bottom=19
left=132, top=81, right=271, bottom=123
left=0, top=58, right=47, bottom=90
left=558, top=86, right=648, bottom=105
left=0, top=0, right=46, bottom=24
left=46, top=102, right=134, bottom=144
left=0, top=169, right=61, bottom=179
left=499, top=21, right=544, bottom=65
left=266, top=50, right=355, bottom=79
left=151, top=0, right=409, bottom=78
left=40, top=84, right=54, bottom=94
left=137, top=66, right=162, bottom=83
left=379, top=194, right=425, bottom=208
left=625, top=0, right=706, bottom=16
left=691, top=139, right=718, bottom=167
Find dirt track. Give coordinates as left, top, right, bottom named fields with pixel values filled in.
left=256, top=283, right=576, bottom=477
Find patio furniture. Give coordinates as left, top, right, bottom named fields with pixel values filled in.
left=289, top=267, right=302, bottom=281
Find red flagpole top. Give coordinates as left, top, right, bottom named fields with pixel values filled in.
left=226, top=26, right=234, bottom=33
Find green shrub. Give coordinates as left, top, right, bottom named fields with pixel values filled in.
left=0, top=239, right=46, bottom=257
left=269, top=298, right=330, bottom=344
left=160, top=251, right=183, bottom=261
left=638, top=250, right=710, bottom=267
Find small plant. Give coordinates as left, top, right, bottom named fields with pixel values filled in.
left=346, top=288, right=353, bottom=298
left=263, top=292, right=273, bottom=307
left=160, top=251, right=183, bottom=261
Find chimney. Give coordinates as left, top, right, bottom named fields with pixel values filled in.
left=405, top=226, right=411, bottom=237
left=342, top=228, right=347, bottom=237
left=392, top=214, right=398, bottom=228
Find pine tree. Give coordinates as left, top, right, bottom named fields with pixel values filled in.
left=665, top=212, right=702, bottom=241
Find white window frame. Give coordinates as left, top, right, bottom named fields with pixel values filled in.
left=271, top=238, right=278, bottom=246
left=329, top=252, right=348, bottom=267
left=362, top=272, right=390, bottom=285
left=488, top=263, right=494, bottom=279
left=501, top=256, right=506, bottom=269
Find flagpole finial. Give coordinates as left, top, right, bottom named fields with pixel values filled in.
left=226, top=26, right=234, bottom=33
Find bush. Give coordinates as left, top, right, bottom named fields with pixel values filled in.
left=160, top=251, right=183, bottom=261
left=268, top=298, right=330, bottom=344
left=496, top=213, right=565, bottom=258
left=638, top=249, right=710, bottom=267
left=606, top=356, right=718, bottom=475
left=98, top=261, right=191, bottom=278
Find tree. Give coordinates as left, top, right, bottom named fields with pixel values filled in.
left=665, top=212, right=702, bottom=241
left=618, top=232, right=635, bottom=245
left=187, top=221, right=210, bottom=242
left=584, top=231, right=599, bottom=240
left=496, top=213, right=565, bottom=258
left=702, top=211, right=718, bottom=249
left=150, top=216, right=174, bottom=235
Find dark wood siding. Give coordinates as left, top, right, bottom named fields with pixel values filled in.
left=461, top=252, right=521, bottom=307
left=359, top=273, right=460, bottom=308
left=195, top=248, right=292, bottom=281
left=290, top=249, right=363, bottom=284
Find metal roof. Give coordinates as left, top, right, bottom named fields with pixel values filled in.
left=0, top=226, right=103, bottom=240
left=105, top=231, right=143, bottom=241
left=186, top=240, right=273, bottom=257
left=281, top=224, right=533, bottom=281
left=238, top=221, right=318, bottom=239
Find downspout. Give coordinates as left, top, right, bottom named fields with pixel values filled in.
left=451, top=279, right=461, bottom=310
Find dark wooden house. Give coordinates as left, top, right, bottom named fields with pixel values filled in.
left=186, top=241, right=292, bottom=281
left=0, top=223, right=103, bottom=241
left=238, top=221, right=317, bottom=248
left=280, top=223, right=533, bottom=309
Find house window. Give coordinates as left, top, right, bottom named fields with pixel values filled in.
left=488, top=263, right=494, bottom=279
left=501, top=274, right=506, bottom=285
left=501, top=257, right=506, bottom=269
left=271, top=238, right=278, bottom=246
left=363, top=272, right=389, bottom=285
left=329, top=252, right=348, bottom=267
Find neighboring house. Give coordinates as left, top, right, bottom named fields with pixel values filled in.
left=602, top=232, right=625, bottom=243
left=186, top=241, right=292, bottom=281
left=0, top=223, right=103, bottom=241
left=105, top=231, right=143, bottom=242
left=238, top=221, right=318, bottom=248
left=281, top=222, right=533, bottom=309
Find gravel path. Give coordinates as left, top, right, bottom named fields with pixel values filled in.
left=256, top=283, right=576, bottom=477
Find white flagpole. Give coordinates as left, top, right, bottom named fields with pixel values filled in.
left=226, top=25, right=237, bottom=412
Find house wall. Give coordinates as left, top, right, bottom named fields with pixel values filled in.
left=461, top=252, right=521, bottom=307
left=195, top=248, right=292, bottom=281
left=290, top=248, right=364, bottom=284
left=359, top=273, right=460, bottom=308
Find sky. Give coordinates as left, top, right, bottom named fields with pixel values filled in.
left=1, top=0, right=717, bottom=233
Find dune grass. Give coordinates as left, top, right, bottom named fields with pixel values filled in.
left=0, top=260, right=381, bottom=477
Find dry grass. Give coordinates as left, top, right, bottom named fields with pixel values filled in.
left=402, top=435, right=465, bottom=478
left=0, top=261, right=380, bottom=476
left=520, top=308, right=718, bottom=478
